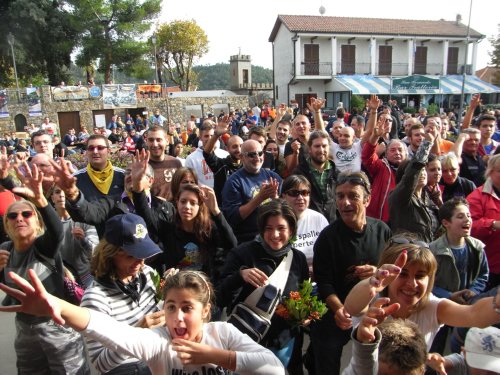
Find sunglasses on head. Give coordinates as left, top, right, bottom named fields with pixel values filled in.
left=6, top=211, right=35, bottom=220
left=337, top=175, right=371, bottom=193
left=389, top=237, right=429, bottom=249
left=285, top=189, right=310, bottom=197
left=244, top=151, right=264, bottom=158
left=87, top=145, right=108, bottom=152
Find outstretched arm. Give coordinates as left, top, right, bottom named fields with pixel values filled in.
left=0, top=270, right=90, bottom=331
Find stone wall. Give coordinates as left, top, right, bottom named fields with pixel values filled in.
left=0, top=86, right=249, bottom=134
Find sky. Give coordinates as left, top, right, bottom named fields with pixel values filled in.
left=160, top=0, right=498, bottom=70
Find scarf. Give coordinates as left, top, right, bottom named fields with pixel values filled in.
left=86, top=160, right=114, bottom=195
left=255, top=234, right=292, bottom=259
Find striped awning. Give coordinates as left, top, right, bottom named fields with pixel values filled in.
left=334, top=75, right=390, bottom=95
left=333, top=74, right=500, bottom=95
left=440, top=75, right=500, bottom=94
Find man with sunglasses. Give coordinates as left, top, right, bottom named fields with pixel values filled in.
left=222, top=139, right=282, bottom=243
left=311, top=171, right=391, bottom=375
left=73, top=134, right=125, bottom=201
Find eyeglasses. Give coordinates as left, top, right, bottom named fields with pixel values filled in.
left=6, top=211, right=35, bottom=220
left=87, top=145, right=108, bottom=152
left=337, top=175, right=371, bottom=194
left=285, top=189, right=310, bottom=197
left=389, top=237, right=429, bottom=249
left=244, top=151, right=264, bottom=158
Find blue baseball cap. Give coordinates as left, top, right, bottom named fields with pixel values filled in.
left=104, top=214, right=161, bottom=259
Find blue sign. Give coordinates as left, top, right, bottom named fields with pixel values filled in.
left=89, top=86, right=101, bottom=98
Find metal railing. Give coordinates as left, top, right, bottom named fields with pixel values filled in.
left=300, top=62, right=333, bottom=76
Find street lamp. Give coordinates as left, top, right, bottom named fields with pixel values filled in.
left=151, top=35, right=160, bottom=84
left=7, top=33, right=21, bottom=102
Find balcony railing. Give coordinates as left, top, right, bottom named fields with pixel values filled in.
left=300, top=62, right=333, bottom=76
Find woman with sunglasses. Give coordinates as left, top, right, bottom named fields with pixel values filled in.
left=344, top=236, right=500, bottom=351
left=281, top=175, right=328, bottom=276
left=0, top=162, right=90, bottom=374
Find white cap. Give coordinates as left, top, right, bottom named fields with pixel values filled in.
left=464, top=326, right=500, bottom=372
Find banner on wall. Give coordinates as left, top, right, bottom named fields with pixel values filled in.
left=27, top=87, right=42, bottom=117
left=102, top=84, right=137, bottom=109
left=52, top=85, right=89, bottom=101
left=0, top=90, right=9, bottom=118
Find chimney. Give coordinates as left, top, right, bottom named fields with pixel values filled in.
left=456, top=14, right=462, bottom=25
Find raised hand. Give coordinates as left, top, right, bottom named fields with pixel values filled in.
left=12, top=162, right=46, bottom=207
left=366, top=95, right=382, bottom=112
left=199, top=185, right=220, bottom=215
left=0, top=146, right=11, bottom=179
left=356, top=297, right=400, bottom=343
left=368, top=250, right=406, bottom=293
left=130, top=149, right=150, bottom=192
left=307, top=97, right=325, bottom=113
left=49, top=156, right=78, bottom=199
left=215, top=116, right=231, bottom=136
left=276, top=103, right=287, bottom=118
left=469, top=93, right=481, bottom=110
left=0, top=269, right=65, bottom=325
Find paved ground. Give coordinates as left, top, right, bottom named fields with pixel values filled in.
left=0, top=289, right=351, bottom=374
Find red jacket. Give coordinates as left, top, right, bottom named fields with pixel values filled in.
left=467, top=179, right=500, bottom=274
left=361, top=142, right=397, bottom=223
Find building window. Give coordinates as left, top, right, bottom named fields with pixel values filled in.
left=379, top=46, right=392, bottom=75
left=304, top=44, right=319, bottom=75
left=243, top=69, right=249, bottom=84
left=414, top=46, right=427, bottom=74
left=447, top=47, right=459, bottom=75
left=341, top=45, right=356, bottom=75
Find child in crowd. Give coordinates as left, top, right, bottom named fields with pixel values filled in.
left=429, top=198, right=489, bottom=353
left=427, top=326, right=500, bottom=375
left=343, top=297, right=427, bottom=375
left=0, top=269, right=284, bottom=375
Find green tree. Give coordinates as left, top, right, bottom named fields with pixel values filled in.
left=488, top=25, right=500, bottom=67
left=69, top=0, right=161, bottom=84
left=156, top=20, right=209, bottom=91
left=0, top=0, right=78, bottom=86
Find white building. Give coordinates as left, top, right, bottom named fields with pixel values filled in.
left=269, top=15, right=499, bottom=110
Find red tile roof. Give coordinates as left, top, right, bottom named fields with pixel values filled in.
left=269, top=15, right=483, bottom=42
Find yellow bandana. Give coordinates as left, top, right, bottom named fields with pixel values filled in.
left=86, top=160, right=114, bottom=195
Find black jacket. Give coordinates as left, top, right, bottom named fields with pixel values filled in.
left=293, top=159, right=338, bottom=222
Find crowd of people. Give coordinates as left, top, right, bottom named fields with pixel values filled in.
left=0, top=93, right=499, bottom=375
